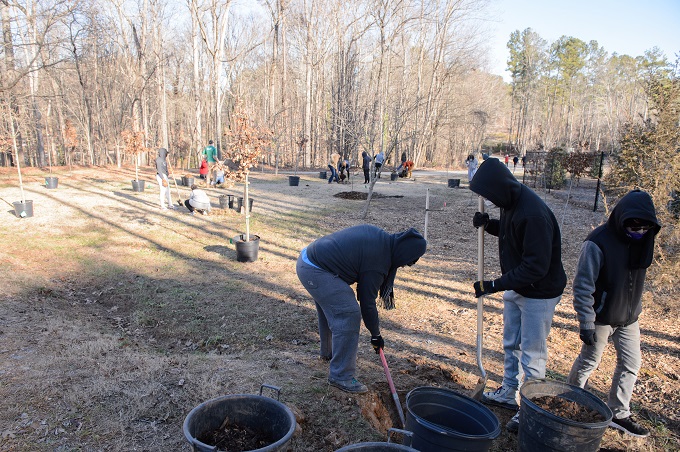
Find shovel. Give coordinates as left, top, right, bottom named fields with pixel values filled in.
left=379, top=349, right=406, bottom=428
left=471, top=195, right=487, bottom=401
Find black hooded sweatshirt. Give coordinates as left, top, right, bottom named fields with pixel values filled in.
left=155, top=148, right=169, bottom=177
left=469, top=158, right=566, bottom=298
left=306, top=224, right=427, bottom=335
left=573, top=190, right=660, bottom=328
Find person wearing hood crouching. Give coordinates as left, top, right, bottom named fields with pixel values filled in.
left=155, top=148, right=174, bottom=210
left=567, top=190, right=660, bottom=438
left=184, top=184, right=212, bottom=216
left=470, top=157, right=567, bottom=433
left=296, top=225, right=427, bottom=394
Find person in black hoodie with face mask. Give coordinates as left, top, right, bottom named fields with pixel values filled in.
left=296, top=225, right=427, bottom=394
left=568, top=190, right=660, bottom=438
left=470, top=157, right=567, bottom=432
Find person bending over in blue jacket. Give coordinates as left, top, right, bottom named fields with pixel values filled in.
left=470, top=157, right=567, bottom=433
left=296, top=225, right=427, bottom=393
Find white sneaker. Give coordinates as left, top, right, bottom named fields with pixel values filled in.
left=201, top=210, right=208, bottom=216
left=482, top=386, right=519, bottom=410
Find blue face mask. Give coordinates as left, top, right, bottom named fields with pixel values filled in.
left=627, top=231, right=645, bottom=240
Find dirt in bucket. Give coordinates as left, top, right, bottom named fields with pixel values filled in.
left=198, top=419, right=275, bottom=452
left=531, top=395, right=606, bottom=423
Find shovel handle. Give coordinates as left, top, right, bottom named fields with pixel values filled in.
left=379, top=349, right=406, bottom=428
left=476, top=196, right=487, bottom=383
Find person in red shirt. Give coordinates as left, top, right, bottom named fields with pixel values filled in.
left=199, top=158, right=209, bottom=180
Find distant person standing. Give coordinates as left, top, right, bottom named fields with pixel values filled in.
left=504, top=154, right=509, bottom=166
left=512, top=155, right=519, bottom=172
left=199, top=158, right=209, bottom=180
left=374, top=151, right=385, bottom=178
left=465, top=154, right=478, bottom=182
left=155, top=148, right=174, bottom=210
left=567, top=190, right=660, bottom=438
left=362, top=151, right=372, bottom=183
left=202, top=140, right=218, bottom=183
left=521, top=155, right=526, bottom=169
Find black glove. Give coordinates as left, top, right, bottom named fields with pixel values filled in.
left=371, top=335, right=384, bottom=354
left=473, top=280, right=496, bottom=298
left=579, top=329, right=597, bottom=346
left=473, top=212, right=490, bottom=228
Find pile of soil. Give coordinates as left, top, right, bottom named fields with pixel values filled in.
left=334, top=191, right=403, bottom=200
left=531, top=395, right=606, bottom=423
left=200, top=421, right=274, bottom=451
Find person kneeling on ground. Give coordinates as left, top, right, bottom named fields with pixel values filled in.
left=296, top=225, right=427, bottom=394
left=184, top=184, right=211, bottom=216
left=212, top=161, right=226, bottom=187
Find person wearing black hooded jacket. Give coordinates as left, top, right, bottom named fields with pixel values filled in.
left=469, top=157, right=566, bottom=432
left=296, top=225, right=427, bottom=393
left=567, top=190, right=660, bottom=438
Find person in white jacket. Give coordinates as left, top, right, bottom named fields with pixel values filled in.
left=184, top=185, right=211, bottom=215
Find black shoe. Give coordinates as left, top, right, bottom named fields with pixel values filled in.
left=609, top=416, right=650, bottom=438
left=506, top=410, right=520, bottom=433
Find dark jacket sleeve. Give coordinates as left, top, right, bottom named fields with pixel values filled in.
left=495, top=216, right=553, bottom=290
left=485, top=219, right=500, bottom=237
left=356, top=270, right=384, bottom=336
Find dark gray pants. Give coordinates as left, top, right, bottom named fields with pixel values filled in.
left=296, top=255, right=361, bottom=381
left=568, top=321, right=641, bottom=419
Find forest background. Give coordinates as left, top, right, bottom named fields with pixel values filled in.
left=1, top=0, right=679, bottom=281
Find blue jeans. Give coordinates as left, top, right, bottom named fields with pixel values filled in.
left=328, top=165, right=339, bottom=183
left=568, top=322, right=641, bottom=419
left=501, top=290, right=561, bottom=390
left=296, top=254, right=361, bottom=381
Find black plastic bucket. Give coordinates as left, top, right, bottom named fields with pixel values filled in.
left=405, top=386, right=500, bottom=452
left=131, top=180, right=145, bottom=192
left=234, top=234, right=260, bottom=262
left=518, top=380, right=612, bottom=452
left=335, top=443, right=418, bottom=451
left=447, top=179, right=460, bottom=188
left=234, top=197, right=253, bottom=213
left=45, top=176, right=58, bottom=189
left=13, top=200, right=33, bottom=218
left=390, top=173, right=398, bottom=181
left=335, top=428, right=417, bottom=452
left=288, top=176, right=300, bottom=186
left=184, top=176, right=195, bottom=187
left=319, top=171, right=327, bottom=179
left=183, top=385, right=295, bottom=452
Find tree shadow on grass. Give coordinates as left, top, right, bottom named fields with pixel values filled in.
left=205, top=244, right=233, bottom=258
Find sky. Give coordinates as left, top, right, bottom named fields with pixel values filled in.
left=486, top=0, right=680, bottom=81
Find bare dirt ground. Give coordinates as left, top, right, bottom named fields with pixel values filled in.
left=0, top=164, right=678, bottom=451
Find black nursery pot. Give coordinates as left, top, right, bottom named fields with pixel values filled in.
left=288, top=176, right=300, bottom=186
left=234, top=234, right=260, bottom=262
left=447, top=178, right=460, bottom=188
left=131, top=180, right=145, bottom=192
